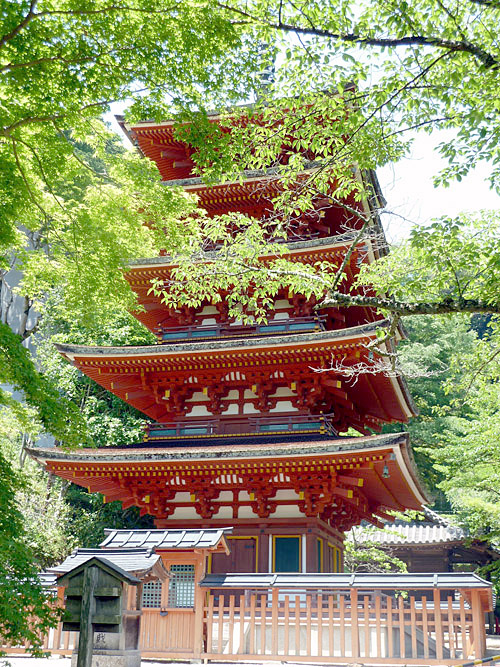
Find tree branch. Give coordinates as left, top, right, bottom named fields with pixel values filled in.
left=0, top=0, right=38, bottom=51
left=216, top=1, right=498, bottom=68
left=319, top=292, right=500, bottom=315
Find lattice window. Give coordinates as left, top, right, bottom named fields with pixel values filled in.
left=141, top=580, right=162, bottom=608
left=167, top=564, right=195, bottom=608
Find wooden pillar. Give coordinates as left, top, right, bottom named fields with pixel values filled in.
left=471, top=590, right=486, bottom=659
left=77, top=565, right=97, bottom=667
left=350, top=588, right=359, bottom=659
left=306, top=531, right=317, bottom=573
left=193, top=553, right=206, bottom=659
left=433, top=588, right=444, bottom=661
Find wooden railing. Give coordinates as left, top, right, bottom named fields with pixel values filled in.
left=1, top=626, right=77, bottom=655
left=200, top=575, right=492, bottom=665
left=156, top=315, right=327, bottom=343
left=3, top=574, right=492, bottom=664
left=145, top=413, right=336, bottom=441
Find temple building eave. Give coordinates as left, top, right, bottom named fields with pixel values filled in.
left=27, top=432, right=429, bottom=527
left=54, top=322, right=416, bottom=427
left=29, top=431, right=410, bottom=463
left=127, top=231, right=378, bottom=271
left=55, top=319, right=390, bottom=359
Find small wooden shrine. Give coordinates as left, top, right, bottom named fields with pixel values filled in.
left=29, top=110, right=428, bottom=575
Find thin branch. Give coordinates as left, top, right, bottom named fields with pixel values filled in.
left=14, top=136, right=66, bottom=212
left=1, top=44, right=136, bottom=74
left=51, top=121, right=111, bottom=182
left=35, top=3, right=180, bottom=17
left=0, top=0, right=38, bottom=51
left=10, top=137, right=50, bottom=222
left=216, top=1, right=498, bottom=68
left=462, top=345, right=500, bottom=397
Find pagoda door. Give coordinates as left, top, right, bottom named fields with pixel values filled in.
left=211, top=536, right=257, bottom=574
left=210, top=537, right=257, bottom=602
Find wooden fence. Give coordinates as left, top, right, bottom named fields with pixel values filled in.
left=2, top=575, right=492, bottom=664
left=202, top=587, right=486, bottom=664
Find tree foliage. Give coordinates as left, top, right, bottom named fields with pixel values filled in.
left=1, top=0, right=500, bottom=623
left=431, top=317, right=500, bottom=541
left=0, top=321, right=87, bottom=446
left=0, top=444, right=60, bottom=654
left=346, top=525, right=408, bottom=573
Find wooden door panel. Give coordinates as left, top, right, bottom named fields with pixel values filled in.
left=211, top=537, right=257, bottom=573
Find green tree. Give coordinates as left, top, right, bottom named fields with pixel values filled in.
left=0, top=442, right=60, bottom=654
left=0, top=0, right=259, bottom=454
left=346, top=525, right=408, bottom=573
left=392, top=314, right=477, bottom=496
left=431, top=317, right=500, bottom=542
left=0, top=407, right=76, bottom=569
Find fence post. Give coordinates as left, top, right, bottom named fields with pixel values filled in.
left=433, top=588, right=444, bottom=661
left=193, top=557, right=206, bottom=659
left=471, top=590, right=486, bottom=659
left=350, top=588, right=359, bottom=659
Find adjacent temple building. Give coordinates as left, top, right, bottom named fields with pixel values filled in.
left=31, top=110, right=427, bottom=575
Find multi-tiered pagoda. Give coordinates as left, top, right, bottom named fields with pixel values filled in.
left=31, top=111, right=427, bottom=575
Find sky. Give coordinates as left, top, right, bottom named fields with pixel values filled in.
left=107, top=107, right=500, bottom=245
left=378, top=132, right=500, bottom=243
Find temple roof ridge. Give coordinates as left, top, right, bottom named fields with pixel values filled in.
left=28, top=431, right=409, bottom=461
left=158, top=159, right=329, bottom=189
left=55, top=318, right=391, bottom=357
left=128, top=229, right=378, bottom=269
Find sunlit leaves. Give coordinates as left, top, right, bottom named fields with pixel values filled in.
left=0, top=447, right=60, bottom=655
left=358, top=211, right=500, bottom=309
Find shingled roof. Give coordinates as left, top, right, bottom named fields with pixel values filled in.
left=100, top=527, right=232, bottom=551
left=351, top=507, right=465, bottom=547
left=48, top=547, right=169, bottom=580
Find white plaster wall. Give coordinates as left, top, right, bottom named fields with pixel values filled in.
left=185, top=405, right=212, bottom=416
left=270, top=400, right=297, bottom=412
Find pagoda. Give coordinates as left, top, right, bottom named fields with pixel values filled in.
left=30, top=110, right=428, bottom=575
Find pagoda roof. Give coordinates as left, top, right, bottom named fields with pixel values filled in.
left=55, top=321, right=415, bottom=426
left=57, top=320, right=386, bottom=358
left=28, top=432, right=429, bottom=523
left=126, top=232, right=380, bottom=335
left=30, top=431, right=415, bottom=464
left=157, top=161, right=324, bottom=189
left=127, top=231, right=376, bottom=270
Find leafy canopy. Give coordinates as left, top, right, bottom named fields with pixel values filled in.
left=0, top=446, right=60, bottom=654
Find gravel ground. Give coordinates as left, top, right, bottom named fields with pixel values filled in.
left=0, top=659, right=288, bottom=667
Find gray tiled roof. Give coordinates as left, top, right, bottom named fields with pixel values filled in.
left=28, top=432, right=410, bottom=463
left=158, top=161, right=324, bottom=189
left=47, top=548, right=164, bottom=575
left=200, top=571, right=491, bottom=590
left=100, top=527, right=232, bottom=550
left=128, top=231, right=365, bottom=268
left=351, top=508, right=465, bottom=546
left=55, top=320, right=390, bottom=358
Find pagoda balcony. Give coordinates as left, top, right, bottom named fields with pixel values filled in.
left=157, top=315, right=327, bottom=343
left=144, top=413, right=336, bottom=442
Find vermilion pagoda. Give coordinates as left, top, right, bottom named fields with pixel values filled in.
left=31, top=112, right=428, bottom=574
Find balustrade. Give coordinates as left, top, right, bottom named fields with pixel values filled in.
left=157, top=315, right=327, bottom=343
left=145, top=413, right=336, bottom=441
left=4, top=573, right=490, bottom=664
